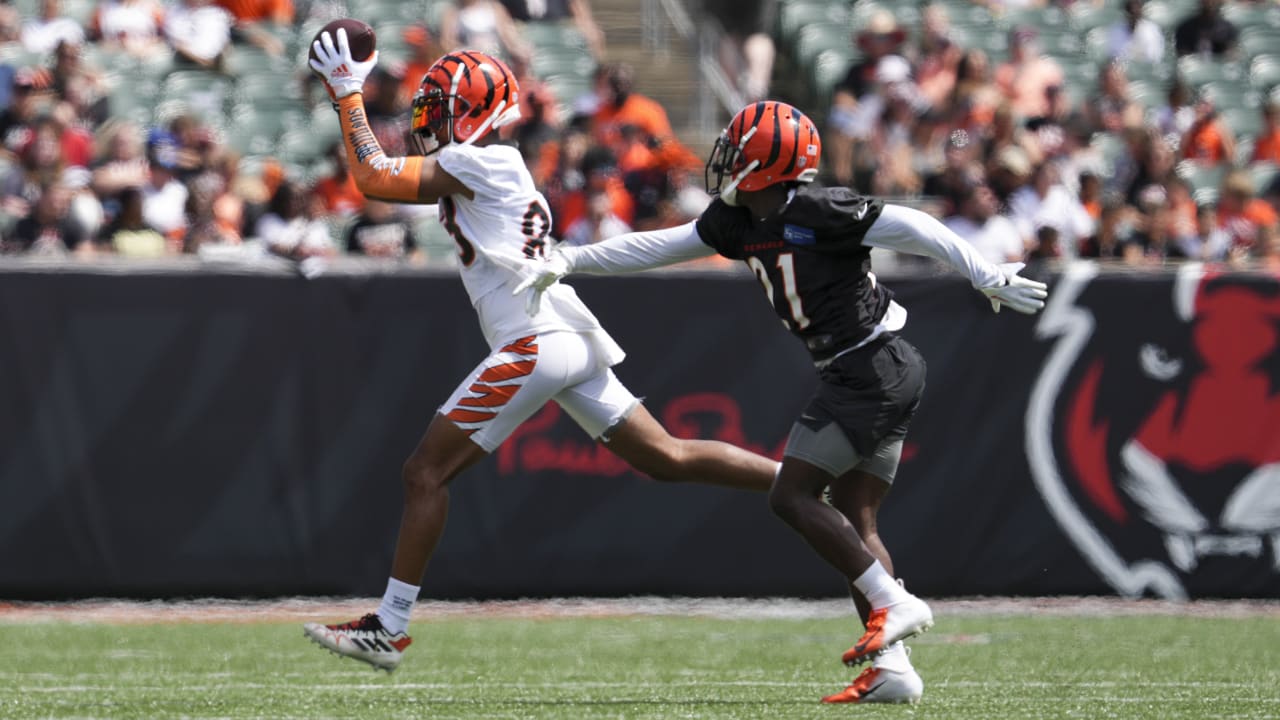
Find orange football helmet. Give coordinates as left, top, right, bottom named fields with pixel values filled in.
left=410, top=50, right=521, bottom=154
left=705, top=101, right=821, bottom=199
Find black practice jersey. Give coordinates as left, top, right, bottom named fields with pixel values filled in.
left=695, top=184, right=891, bottom=362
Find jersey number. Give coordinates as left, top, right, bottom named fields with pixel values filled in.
left=439, top=196, right=475, bottom=266
left=747, top=253, right=811, bottom=330
left=521, top=201, right=551, bottom=259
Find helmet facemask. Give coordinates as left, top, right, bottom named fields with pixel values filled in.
left=410, top=86, right=451, bottom=155
left=704, top=126, right=759, bottom=206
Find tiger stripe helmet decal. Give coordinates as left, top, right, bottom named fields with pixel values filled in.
left=705, top=101, right=821, bottom=197
left=411, top=50, right=522, bottom=152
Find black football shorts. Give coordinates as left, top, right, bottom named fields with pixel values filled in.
left=784, top=334, right=926, bottom=482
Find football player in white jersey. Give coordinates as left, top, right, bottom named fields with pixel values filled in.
left=303, top=32, right=780, bottom=671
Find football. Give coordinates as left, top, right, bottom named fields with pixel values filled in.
left=308, top=18, right=377, bottom=66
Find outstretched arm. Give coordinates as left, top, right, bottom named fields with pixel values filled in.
left=512, top=221, right=716, bottom=315
left=864, top=204, right=1047, bottom=314
left=310, top=29, right=470, bottom=204
left=561, top=221, right=715, bottom=274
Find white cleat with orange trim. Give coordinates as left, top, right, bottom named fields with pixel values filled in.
left=823, top=642, right=923, bottom=704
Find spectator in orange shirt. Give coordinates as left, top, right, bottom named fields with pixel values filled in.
left=314, top=141, right=365, bottom=217
left=216, top=0, right=290, bottom=23
left=1251, top=100, right=1280, bottom=164
left=552, top=146, right=634, bottom=239
left=215, top=0, right=292, bottom=56
left=591, top=62, right=700, bottom=173
left=1217, top=169, right=1278, bottom=254
left=1181, top=91, right=1235, bottom=165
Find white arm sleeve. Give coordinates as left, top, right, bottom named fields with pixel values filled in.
left=560, top=221, right=716, bottom=274
left=863, top=204, right=1006, bottom=288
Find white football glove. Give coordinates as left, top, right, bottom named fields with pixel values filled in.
left=308, top=29, right=379, bottom=99
left=979, top=262, right=1049, bottom=314
left=512, top=248, right=571, bottom=317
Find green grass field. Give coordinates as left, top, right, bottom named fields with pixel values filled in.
left=2, top=601, right=1278, bottom=719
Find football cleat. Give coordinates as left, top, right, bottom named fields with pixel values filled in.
left=303, top=613, right=412, bottom=672
left=821, top=664, right=924, bottom=704
left=841, top=595, right=933, bottom=666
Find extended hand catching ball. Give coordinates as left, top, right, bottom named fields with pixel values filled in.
left=308, top=18, right=376, bottom=69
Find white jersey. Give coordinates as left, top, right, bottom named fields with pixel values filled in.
left=435, top=143, right=624, bottom=366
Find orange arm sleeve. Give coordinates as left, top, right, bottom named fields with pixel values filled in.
left=336, top=94, right=426, bottom=203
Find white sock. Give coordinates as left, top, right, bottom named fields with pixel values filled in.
left=873, top=641, right=912, bottom=672
left=852, top=560, right=912, bottom=609
left=375, top=577, right=419, bottom=635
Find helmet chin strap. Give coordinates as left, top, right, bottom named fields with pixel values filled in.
left=446, top=64, right=465, bottom=145
left=719, top=159, right=760, bottom=205
left=460, top=98, right=512, bottom=146
left=411, top=131, right=441, bottom=156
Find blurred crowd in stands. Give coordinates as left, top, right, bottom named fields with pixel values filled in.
left=794, top=0, right=1280, bottom=268
left=1, top=0, right=1279, bottom=271
left=0, top=0, right=705, bottom=262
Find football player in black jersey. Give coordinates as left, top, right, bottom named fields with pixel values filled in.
left=515, top=101, right=1047, bottom=704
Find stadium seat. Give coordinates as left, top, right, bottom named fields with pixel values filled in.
left=1200, top=81, right=1259, bottom=113
left=1002, top=4, right=1068, bottom=33
left=1221, top=106, right=1264, bottom=141
left=110, top=79, right=161, bottom=122
left=276, top=129, right=324, bottom=164
left=223, top=46, right=289, bottom=77
left=523, top=23, right=589, bottom=52
left=1128, top=79, right=1168, bottom=109
left=809, top=48, right=856, bottom=107
left=531, top=44, right=595, bottom=81
left=939, top=0, right=995, bottom=28
left=1126, top=61, right=1174, bottom=87
left=414, top=214, right=460, bottom=266
left=60, top=0, right=95, bottom=26
left=777, top=0, right=849, bottom=52
left=1239, top=29, right=1280, bottom=61
left=160, top=71, right=233, bottom=117
left=1178, top=56, right=1245, bottom=87
left=1036, top=30, right=1083, bottom=59
left=1251, top=162, right=1279, bottom=191
left=1090, top=131, right=1127, bottom=176
left=1223, top=1, right=1280, bottom=29
left=1176, top=160, right=1228, bottom=204
left=1070, top=3, right=1124, bottom=33
left=1143, top=0, right=1196, bottom=29
left=794, top=23, right=852, bottom=74
left=234, top=72, right=305, bottom=108
left=543, top=74, right=592, bottom=116
left=0, top=44, right=44, bottom=69
left=1251, top=56, right=1280, bottom=92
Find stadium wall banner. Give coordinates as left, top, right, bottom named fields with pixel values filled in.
left=0, top=261, right=1275, bottom=600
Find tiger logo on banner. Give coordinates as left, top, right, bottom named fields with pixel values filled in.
left=1027, top=262, right=1280, bottom=599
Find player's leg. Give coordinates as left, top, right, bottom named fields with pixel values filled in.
left=821, top=461, right=923, bottom=705
left=388, top=414, right=489, bottom=586
left=604, top=403, right=777, bottom=492
left=550, top=345, right=776, bottom=492
left=771, top=339, right=932, bottom=669
left=306, top=335, right=562, bottom=671
left=828, top=468, right=894, bottom=624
